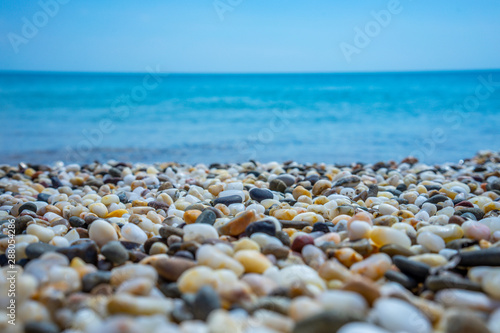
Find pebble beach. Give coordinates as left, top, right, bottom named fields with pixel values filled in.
left=1, top=151, right=500, bottom=333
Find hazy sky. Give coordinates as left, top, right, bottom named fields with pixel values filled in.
left=1, top=0, right=499, bottom=73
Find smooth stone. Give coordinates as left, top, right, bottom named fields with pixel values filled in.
left=177, top=266, right=218, bottom=294
left=462, top=221, right=491, bottom=240
left=82, top=271, right=112, bottom=292
left=101, top=241, right=129, bottom=265
left=195, top=209, right=217, bottom=225
left=342, top=277, right=381, bottom=306
left=234, top=249, right=273, bottom=274
left=425, top=275, right=482, bottom=292
left=455, top=208, right=485, bottom=220
left=213, top=195, right=243, bottom=206
left=417, top=231, right=445, bottom=252
left=337, top=323, right=390, bottom=333
left=446, top=238, right=478, bottom=250
left=24, top=321, right=60, bottom=333
left=292, top=310, right=363, bottom=333
left=277, top=264, right=326, bottom=291
left=107, top=294, right=174, bottom=315
left=245, top=220, right=276, bottom=237
left=318, top=290, right=367, bottom=314
left=89, top=220, right=118, bottom=247
left=372, top=298, right=431, bottom=333
left=393, top=255, right=430, bottom=281
left=25, top=242, right=57, bottom=259
left=18, top=202, right=38, bottom=215
left=459, top=247, right=500, bottom=266
left=276, top=174, right=295, bottom=187
left=110, top=264, right=158, bottom=286
left=269, top=179, right=287, bottom=192
left=26, top=224, right=55, bottom=243
left=218, top=210, right=257, bottom=236
left=196, top=244, right=244, bottom=276
left=56, top=241, right=99, bottom=265
left=440, top=310, right=491, bottom=333
left=37, top=193, right=51, bottom=203
left=291, top=234, right=314, bottom=253
left=334, top=176, right=361, bottom=188
left=370, top=227, right=411, bottom=249
left=159, top=225, right=184, bottom=239
left=424, top=195, right=449, bottom=205
left=384, top=270, right=418, bottom=289
left=68, top=216, right=86, bottom=228
left=151, top=256, right=196, bottom=281
left=121, top=223, right=148, bottom=244
left=435, top=289, right=498, bottom=311
left=183, top=224, right=219, bottom=243
left=192, top=285, right=221, bottom=320
left=379, top=244, right=414, bottom=257
left=15, top=216, right=32, bottom=234
left=249, top=188, right=274, bottom=202
left=350, top=253, right=392, bottom=280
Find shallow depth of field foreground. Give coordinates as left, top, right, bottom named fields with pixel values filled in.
left=1, top=151, right=500, bottom=332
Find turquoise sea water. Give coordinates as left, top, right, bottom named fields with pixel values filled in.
left=0, top=71, right=499, bottom=165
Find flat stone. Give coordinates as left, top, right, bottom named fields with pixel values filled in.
left=276, top=174, right=295, bottom=187
left=454, top=208, right=485, bottom=220
left=393, top=255, right=430, bottom=281
left=245, top=220, right=276, bottom=237
left=459, top=247, right=500, bottom=266
left=213, top=195, right=243, bottom=206
left=192, top=285, right=221, bottom=320
left=425, top=275, right=482, bottom=292
left=292, top=310, right=363, bottom=333
left=379, top=244, right=414, bottom=257
left=68, top=216, right=86, bottom=228
left=57, top=241, right=99, bottom=265
left=159, top=225, right=184, bottom=239
left=15, top=215, right=32, bottom=235
left=25, top=242, right=57, bottom=259
left=18, top=202, right=38, bottom=215
left=384, top=270, right=418, bottom=289
left=334, top=176, right=361, bottom=188
left=423, top=195, right=449, bottom=205
left=101, top=241, right=129, bottom=265
left=24, top=321, right=59, bottom=333
left=151, top=256, right=196, bottom=281
left=218, top=210, right=257, bottom=236
left=195, top=209, right=217, bottom=225
left=37, top=193, right=51, bottom=203
left=82, top=271, right=112, bottom=292
left=269, top=179, right=287, bottom=192
left=249, top=188, right=274, bottom=202
left=441, top=310, right=490, bottom=333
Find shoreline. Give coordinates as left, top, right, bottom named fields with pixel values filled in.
left=0, top=151, right=499, bottom=332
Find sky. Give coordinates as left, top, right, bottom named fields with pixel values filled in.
left=0, top=0, right=500, bottom=73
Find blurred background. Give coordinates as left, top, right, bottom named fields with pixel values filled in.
left=0, top=0, right=499, bottom=165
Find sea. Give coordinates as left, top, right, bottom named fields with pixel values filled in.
left=0, top=70, right=499, bottom=166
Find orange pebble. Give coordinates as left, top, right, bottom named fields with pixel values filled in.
left=106, top=209, right=129, bottom=218
left=183, top=210, right=202, bottom=224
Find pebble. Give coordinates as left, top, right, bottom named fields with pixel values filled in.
left=218, top=210, right=257, bottom=236
left=393, top=255, right=430, bottom=281
left=192, top=285, right=221, bottom=320
left=459, top=247, right=500, bottom=266
left=370, top=227, right=411, bottom=249
left=350, top=253, right=392, bottom=280
left=249, top=188, right=274, bottom=202
left=234, top=249, right=272, bottom=274
left=101, top=241, right=129, bottom=265
left=195, top=209, right=217, bottom=225
left=88, top=220, right=118, bottom=247
left=183, top=224, right=219, bottom=243
left=245, top=220, right=276, bottom=237
left=121, top=223, right=148, bottom=244
left=372, top=298, right=432, bottom=333
left=417, top=231, right=445, bottom=252
left=213, top=194, right=243, bottom=206
left=292, top=310, right=363, bottom=333
left=25, top=242, right=57, bottom=259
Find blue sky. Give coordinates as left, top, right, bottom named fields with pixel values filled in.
left=1, top=0, right=499, bottom=73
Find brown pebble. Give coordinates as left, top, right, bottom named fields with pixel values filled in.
left=218, top=210, right=257, bottom=236
left=150, top=257, right=196, bottom=281
left=448, top=215, right=466, bottom=226
left=342, top=276, right=380, bottom=306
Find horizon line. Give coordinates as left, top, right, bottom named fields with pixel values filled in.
left=1, top=68, right=500, bottom=76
